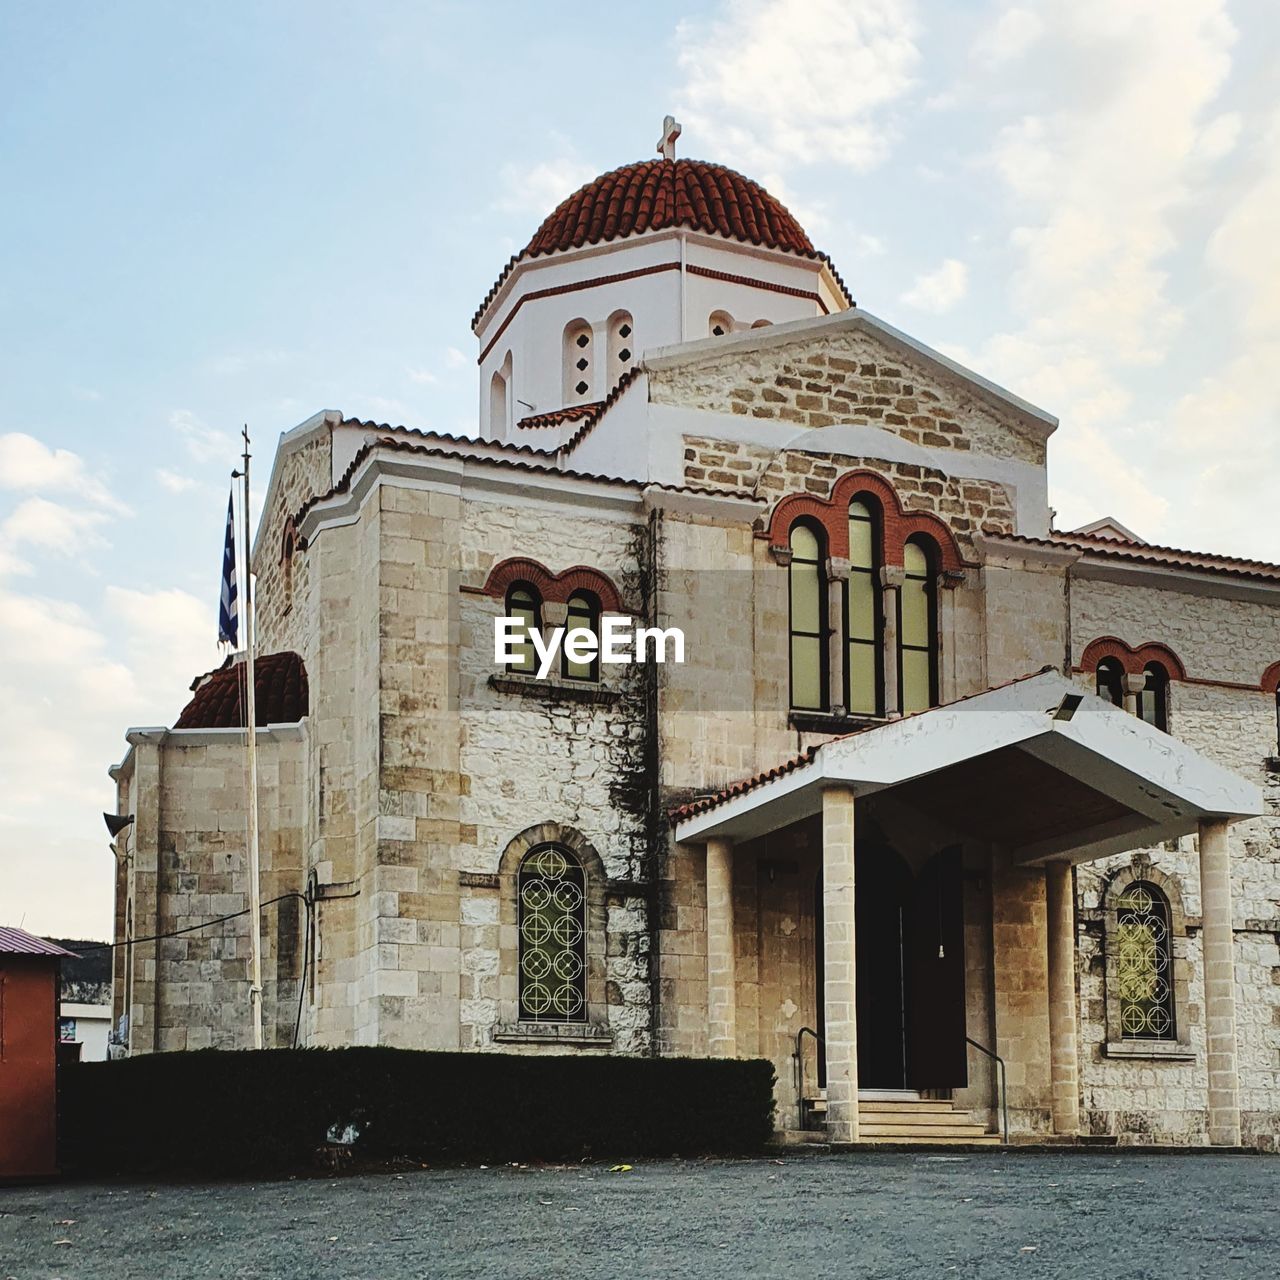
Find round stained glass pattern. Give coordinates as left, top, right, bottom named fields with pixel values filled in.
left=518, top=845, right=587, bottom=1021
left=1116, top=883, right=1175, bottom=1040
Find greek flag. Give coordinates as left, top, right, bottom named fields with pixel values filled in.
left=218, top=490, right=238, bottom=647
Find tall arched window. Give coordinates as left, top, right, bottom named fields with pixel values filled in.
left=563, top=321, right=593, bottom=404
left=518, top=845, right=587, bottom=1022
left=789, top=521, right=827, bottom=710
left=898, top=538, right=938, bottom=715
left=489, top=353, right=511, bottom=440
left=1135, top=661, right=1169, bottom=731
left=281, top=522, right=296, bottom=613
left=1115, top=881, right=1175, bottom=1040
left=844, top=498, right=882, bottom=716
left=607, top=311, right=634, bottom=378
left=562, top=590, right=600, bottom=682
left=505, top=583, right=541, bottom=674
left=1095, top=657, right=1124, bottom=707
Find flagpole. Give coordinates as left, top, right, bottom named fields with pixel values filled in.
left=236, top=426, right=264, bottom=1051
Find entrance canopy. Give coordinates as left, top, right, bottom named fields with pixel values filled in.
left=673, top=671, right=1262, bottom=864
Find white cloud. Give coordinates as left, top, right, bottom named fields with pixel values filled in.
left=901, top=258, right=969, bottom=313
left=494, top=156, right=597, bottom=218
left=674, top=0, right=920, bottom=174
left=155, top=468, right=198, bottom=494
left=444, top=346, right=469, bottom=369
left=406, top=367, right=439, bottom=386
left=0, top=432, right=125, bottom=512
left=1, top=496, right=112, bottom=553
left=0, top=581, right=217, bottom=935
left=171, top=409, right=236, bottom=466
left=975, top=5, right=1043, bottom=65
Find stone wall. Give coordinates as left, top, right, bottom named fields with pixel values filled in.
left=1071, top=577, right=1280, bottom=1146
left=651, top=327, right=1047, bottom=466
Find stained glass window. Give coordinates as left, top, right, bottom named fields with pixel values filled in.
left=789, top=522, right=826, bottom=710
left=844, top=499, right=882, bottom=716
left=899, top=539, right=938, bottom=715
left=518, top=845, right=587, bottom=1022
left=1116, top=882, right=1174, bottom=1039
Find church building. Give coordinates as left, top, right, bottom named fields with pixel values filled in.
left=109, top=121, right=1280, bottom=1147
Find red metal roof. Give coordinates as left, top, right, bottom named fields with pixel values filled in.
left=0, top=927, right=77, bottom=958
left=175, top=651, right=309, bottom=729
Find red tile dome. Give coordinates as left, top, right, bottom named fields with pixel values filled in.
left=521, top=158, right=815, bottom=259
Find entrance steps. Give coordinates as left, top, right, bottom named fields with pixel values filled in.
left=788, top=1093, right=1000, bottom=1146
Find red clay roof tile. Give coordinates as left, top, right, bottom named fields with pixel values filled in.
left=176, top=651, right=309, bottom=729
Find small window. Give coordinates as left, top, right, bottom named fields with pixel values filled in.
left=898, top=538, right=938, bottom=715
left=281, top=523, right=296, bottom=612
left=607, top=311, right=635, bottom=377
left=1136, top=662, right=1169, bottom=732
left=562, top=591, right=600, bottom=682
left=1096, top=657, right=1124, bottom=707
left=844, top=498, right=883, bottom=717
left=518, top=845, right=587, bottom=1022
left=563, top=321, right=593, bottom=404
left=709, top=310, right=734, bottom=338
left=1115, top=882, right=1175, bottom=1040
left=505, top=584, right=541, bottom=674
left=789, top=521, right=827, bottom=710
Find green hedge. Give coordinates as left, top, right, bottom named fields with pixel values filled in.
left=59, top=1048, right=775, bottom=1176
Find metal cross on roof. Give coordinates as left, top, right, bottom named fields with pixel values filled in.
left=656, top=114, right=682, bottom=162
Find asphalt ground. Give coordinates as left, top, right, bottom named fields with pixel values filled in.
left=2, top=1151, right=1277, bottom=1279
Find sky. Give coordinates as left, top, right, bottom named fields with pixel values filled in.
left=2, top=0, right=1278, bottom=937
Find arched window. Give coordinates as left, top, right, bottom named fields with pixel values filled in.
left=489, top=351, right=511, bottom=440
left=844, top=498, right=883, bottom=717
left=709, top=310, right=735, bottom=338
left=281, top=522, right=296, bottom=613
left=563, top=321, right=593, bottom=404
left=789, top=521, right=827, bottom=710
left=562, top=590, right=600, bottom=682
left=518, top=844, right=586, bottom=1022
left=750, top=318, right=772, bottom=329
left=1115, top=881, right=1175, bottom=1040
left=607, top=311, right=634, bottom=378
left=1135, top=661, right=1169, bottom=731
left=898, top=538, right=938, bottom=715
left=1095, top=657, right=1124, bottom=707
left=505, top=583, right=541, bottom=674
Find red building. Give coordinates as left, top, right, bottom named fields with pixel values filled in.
left=0, top=928, right=76, bottom=1180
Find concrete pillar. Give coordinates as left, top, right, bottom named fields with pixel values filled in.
left=1045, top=861, right=1080, bottom=1136
left=880, top=566, right=904, bottom=716
left=1199, top=818, right=1240, bottom=1146
left=705, top=836, right=737, bottom=1058
left=822, top=785, right=858, bottom=1142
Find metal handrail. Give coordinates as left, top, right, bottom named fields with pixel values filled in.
left=966, top=1036, right=1009, bottom=1144
left=794, top=1026, right=825, bottom=1115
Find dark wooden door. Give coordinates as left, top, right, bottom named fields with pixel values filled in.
left=906, top=845, right=968, bottom=1089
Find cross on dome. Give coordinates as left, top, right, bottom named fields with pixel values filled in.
left=656, top=114, right=682, bottom=162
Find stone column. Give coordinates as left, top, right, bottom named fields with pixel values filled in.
left=879, top=566, right=904, bottom=716
left=1045, top=861, right=1080, bottom=1136
left=822, top=785, right=858, bottom=1142
left=1199, top=818, right=1240, bottom=1146
left=705, top=836, right=737, bottom=1058
left=827, top=558, right=849, bottom=715
left=1121, top=672, right=1146, bottom=716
